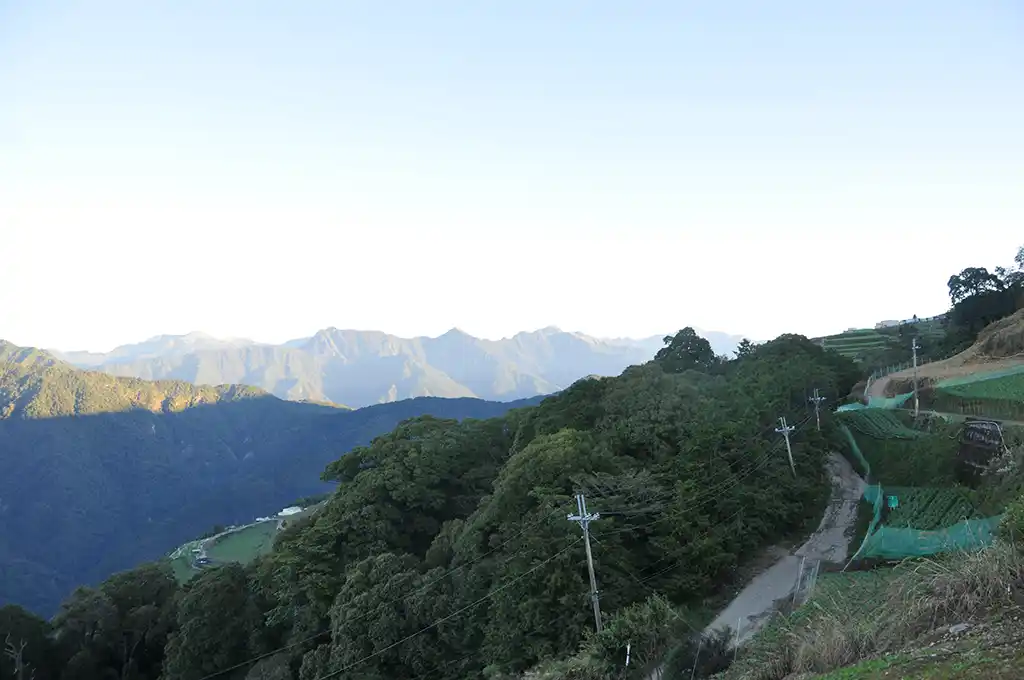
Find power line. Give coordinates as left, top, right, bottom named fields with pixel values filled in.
left=194, top=395, right=837, bottom=680
left=193, top=502, right=573, bottom=680
left=594, top=427, right=804, bottom=540
left=568, top=493, right=603, bottom=633
left=809, top=388, right=826, bottom=431
left=308, top=537, right=584, bottom=680
left=775, top=416, right=796, bottom=477
left=588, top=533, right=703, bottom=635
left=193, top=434, right=790, bottom=680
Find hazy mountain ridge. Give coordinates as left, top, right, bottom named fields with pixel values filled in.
left=0, top=339, right=546, bottom=614
left=52, top=326, right=745, bottom=408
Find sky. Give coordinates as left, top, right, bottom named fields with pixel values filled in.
left=1, top=1, right=1022, bottom=352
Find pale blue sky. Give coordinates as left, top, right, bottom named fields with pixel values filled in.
left=1, top=1, right=1021, bottom=351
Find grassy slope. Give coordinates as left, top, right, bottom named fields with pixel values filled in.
left=721, top=417, right=1024, bottom=680
left=168, top=503, right=326, bottom=582
left=720, top=545, right=1024, bottom=680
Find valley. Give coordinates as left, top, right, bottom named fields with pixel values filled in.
left=0, top=340, right=546, bottom=614
left=1, top=247, right=1023, bottom=680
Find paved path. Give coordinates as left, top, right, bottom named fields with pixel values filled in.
left=703, top=453, right=865, bottom=645
left=647, top=453, right=865, bottom=678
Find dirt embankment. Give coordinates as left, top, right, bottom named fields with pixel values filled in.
left=870, top=309, right=1024, bottom=399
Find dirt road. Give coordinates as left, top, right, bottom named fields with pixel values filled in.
left=868, top=357, right=1024, bottom=399
left=647, top=454, right=865, bottom=678
left=703, top=452, right=865, bottom=645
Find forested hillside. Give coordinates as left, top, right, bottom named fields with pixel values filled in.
left=0, top=330, right=859, bottom=680
left=53, top=327, right=744, bottom=407
left=0, top=340, right=542, bottom=615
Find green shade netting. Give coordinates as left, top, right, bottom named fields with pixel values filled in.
left=859, top=516, right=1003, bottom=559
left=838, top=423, right=871, bottom=478
left=866, top=393, right=914, bottom=409
left=851, top=484, right=1002, bottom=560
left=937, top=364, right=1024, bottom=388
left=840, top=424, right=1003, bottom=561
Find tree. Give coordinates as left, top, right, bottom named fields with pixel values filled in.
left=4, top=635, right=31, bottom=680
left=998, top=245, right=1024, bottom=287
left=162, top=564, right=262, bottom=680
left=0, top=606, right=56, bottom=680
left=245, top=655, right=291, bottom=680
left=50, top=564, right=178, bottom=680
left=654, top=328, right=717, bottom=373
left=947, top=267, right=1005, bottom=305
left=735, top=339, right=756, bottom=359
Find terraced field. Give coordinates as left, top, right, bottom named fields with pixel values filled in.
left=880, top=487, right=980, bottom=530
left=838, top=408, right=923, bottom=440
left=938, top=371, right=1024, bottom=401
left=819, top=329, right=892, bottom=358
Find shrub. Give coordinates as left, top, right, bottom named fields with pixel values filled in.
left=725, top=543, right=1024, bottom=679
left=999, top=494, right=1024, bottom=544
left=662, top=627, right=733, bottom=679
left=590, top=596, right=690, bottom=678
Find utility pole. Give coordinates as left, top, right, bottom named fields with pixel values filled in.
left=776, top=416, right=796, bottom=477
left=809, top=388, right=826, bottom=431
left=568, top=493, right=602, bottom=633
left=912, top=337, right=920, bottom=417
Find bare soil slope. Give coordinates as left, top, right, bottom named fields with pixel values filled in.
left=870, top=309, right=1024, bottom=398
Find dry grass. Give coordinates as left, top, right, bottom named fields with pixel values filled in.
left=890, top=544, right=1024, bottom=630
left=723, top=542, right=1024, bottom=680
left=975, top=309, right=1024, bottom=360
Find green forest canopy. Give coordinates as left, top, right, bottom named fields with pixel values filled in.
left=0, top=340, right=543, bottom=615
left=1, top=331, right=860, bottom=680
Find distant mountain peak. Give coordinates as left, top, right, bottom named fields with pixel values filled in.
left=48, top=326, right=746, bottom=407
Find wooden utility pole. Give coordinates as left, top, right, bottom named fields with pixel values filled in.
left=568, top=493, right=602, bottom=633
left=809, top=388, right=826, bottom=431
left=776, top=417, right=796, bottom=476
left=912, top=338, right=921, bottom=417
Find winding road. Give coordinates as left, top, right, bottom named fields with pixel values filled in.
left=647, top=453, right=865, bottom=679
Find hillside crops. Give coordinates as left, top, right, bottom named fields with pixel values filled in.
left=838, top=408, right=924, bottom=440
left=818, top=329, right=892, bottom=358
left=937, top=373, right=1024, bottom=401
left=881, top=487, right=979, bottom=530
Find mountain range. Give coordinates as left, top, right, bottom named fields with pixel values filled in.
left=50, top=327, right=746, bottom=408
left=0, top=339, right=545, bottom=615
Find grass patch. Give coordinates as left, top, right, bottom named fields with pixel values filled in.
left=722, top=542, right=1024, bottom=680
left=206, top=521, right=278, bottom=562
left=168, top=555, right=196, bottom=583
left=838, top=409, right=924, bottom=441
left=813, top=640, right=1024, bottom=679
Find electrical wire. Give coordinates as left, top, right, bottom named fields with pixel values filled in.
left=194, top=395, right=841, bottom=680
left=307, top=537, right=584, bottom=680
left=192, top=501, right=572, bottom=680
